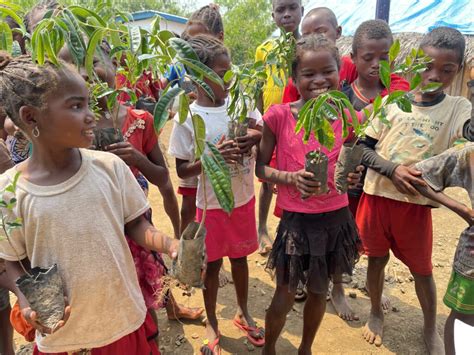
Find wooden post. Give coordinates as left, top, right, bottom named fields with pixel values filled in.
left=375, top=0, right=391, bottom=23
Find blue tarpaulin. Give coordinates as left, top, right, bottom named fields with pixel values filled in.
left=303, top=0, right=473, bottom=35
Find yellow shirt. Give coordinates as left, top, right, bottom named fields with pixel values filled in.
left=364, top=94, right=471, bottom=206
left=255, top=40, right=286, bottom=113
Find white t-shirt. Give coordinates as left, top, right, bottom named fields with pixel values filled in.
left=364, top=94, right=471, bottom=205
left=168, top=101, right=262, bottom=210
left=0, top=149, right=148, bottom=353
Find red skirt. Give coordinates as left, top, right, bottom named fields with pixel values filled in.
left=33, top=313, right=160, bottom=355
left=196, top=197, right=258, bottom=262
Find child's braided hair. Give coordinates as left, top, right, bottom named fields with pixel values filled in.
left=0, top=52, right=73, bottom=127
left=186, top=34, right=229, bottom=67
left=291, top=34, right=341, bottom=80
left=187, top=4, right=224, bottom=38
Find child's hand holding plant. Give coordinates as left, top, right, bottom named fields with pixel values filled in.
left=291, top=170, right=322, bottom=199
left=216, top=136, right=241, bottom=165
left=235, top=129, right=262, bottom=154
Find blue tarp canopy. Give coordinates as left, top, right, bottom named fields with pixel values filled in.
left=304, top=0, right=473, bottom=35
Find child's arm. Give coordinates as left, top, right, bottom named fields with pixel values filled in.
left=255, top=122, right=321, bottom=198
left=361, top=136, right=426, bottom=195
left=415, top=185, right=473, bottom=226
left=125, top=214, right=179, bottom=257
left=5, top=260, right=71, bottom=335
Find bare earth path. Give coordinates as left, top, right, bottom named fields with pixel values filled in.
left=13, top=123, right=468, bottom=354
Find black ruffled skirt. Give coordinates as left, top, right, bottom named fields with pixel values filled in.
left=266, top=207, right=360, bottom=294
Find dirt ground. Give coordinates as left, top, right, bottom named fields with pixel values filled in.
left=12, top=123, right=470, bottom=354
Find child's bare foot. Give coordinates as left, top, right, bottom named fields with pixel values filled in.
left=364, top=282, right=391, bottom=311
left=218, top=267, right=231, bottom=288
left=258, top=228, right=273, bottom=255
left=362, top=309, right=384, bottom=346
left=166, top=298, right=204, bottom=320
left=423, top=327, right=444, bottom=355
left=380, top=294, right=391, bottom=311
left=331, top=283, right=359, bottom=321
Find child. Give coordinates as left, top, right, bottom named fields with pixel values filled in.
left=282, top=8, right=408, bottom=104
left=0, top=141, right=14, bottom=355
left=57, top=41, right=202, bottom=323
left=357, top=27, right=473, bottom=352
left=414, top=143, right=474, bottom=354
left=169, top=34, right=264, bottom=354
left=172, top=4, right=225, bottom=238
left=256, top=0, right=304, bottom=255
left=0, top=52, right=178, bottom=354
left=256, top=34, right=362, bottom=354
left=182, top=3, right=224, bottom=41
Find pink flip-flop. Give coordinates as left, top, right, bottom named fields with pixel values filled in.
left=233, top=318, right=265, bottom=347
left=200, top=332, right=221, bottom=355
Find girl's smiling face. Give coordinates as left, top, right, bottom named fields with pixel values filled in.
left=294, top=49, right=339, bottom=101
left=27, top=71, right=97, bottom=149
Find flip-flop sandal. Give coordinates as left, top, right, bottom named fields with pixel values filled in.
left=200, top=332, right=221, bottom=355
left=233, top=318, right=265, bottom=347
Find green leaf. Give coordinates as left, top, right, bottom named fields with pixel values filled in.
left=62, top=11, right=87, bottom=67
left=386, top=90, right=409, bottom=104
left=315, top=118, right=335, bottom=151
left=379, top=60, right=391, bottom=90
left=178, top=93, right=189, bottom=124
left=129, top=26, right=141, bottom=53
left=410, top=72, right=422, bottom=91
left=396, top=97, right=412, bottom=113
left=202, top=153, right=234, bottom=213
left=389, top=39, right=400, bottom=63
left=188, top=76, right=215, bottom=101
left=421, top=82, right=442, bottom=93
left=68, top=6, right=107, bottom=27
left=223, top=69, right=234, bottom=84
left=41, top=31, right=59, bottom=66
left=0, top=6, right=25, bottom=32
left=179, top=57, right=223, bottom=88
left=205, top=142, right=231, bottom=179
left=153, top=87, right=184, bottom=134
left=150, top=16, right=161, bottom=35
left=85, top=29, right=105, bottom=78
left=0, top=22, right=13, bottom=53
left=191, top=114, right=206, bottom=159
left=169, top=37, right=199, bottom=61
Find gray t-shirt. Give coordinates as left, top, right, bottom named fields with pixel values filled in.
left=416, top=143, right=473, bottom=279
left=0, top=149, right=149, bottom=352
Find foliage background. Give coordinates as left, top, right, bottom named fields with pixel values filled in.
left=6, top=0, right=277, bottom=65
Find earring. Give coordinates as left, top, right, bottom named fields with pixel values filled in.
left=32, top=126, right=40, bottom=138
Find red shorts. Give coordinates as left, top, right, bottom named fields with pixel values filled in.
left=356, top=193, right=433, bottom=276
left=177, top=187, right=197, bottom=196
left=34, top=313, right=160, bottom=355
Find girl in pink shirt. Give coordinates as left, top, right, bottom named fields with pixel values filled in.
left=256, top=34, right=362, bottom=354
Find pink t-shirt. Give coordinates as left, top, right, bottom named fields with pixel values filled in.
left=264, top=103, right=355, bottom=214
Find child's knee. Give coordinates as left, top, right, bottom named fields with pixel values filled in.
left=207, top=259, right=223, bottom=273
left=229, top=256, right=247, bottom=267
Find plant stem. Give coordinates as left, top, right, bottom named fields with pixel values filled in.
left=195, top=168, right=207, bottom=239
left=0, top=214, right=32, bottom=278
